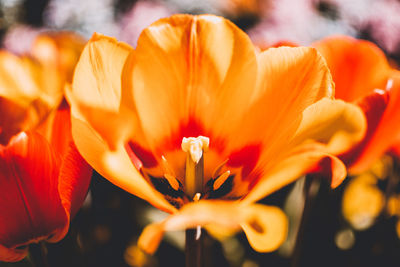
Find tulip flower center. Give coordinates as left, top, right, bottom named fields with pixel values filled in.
left=126, top=135, right=258, bottom=208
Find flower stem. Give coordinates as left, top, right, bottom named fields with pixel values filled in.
left=185, top=227, right=204, bottom=267
left=29, top=242, right=50, bottom=267
left=291, top=175, right=320, bottom=267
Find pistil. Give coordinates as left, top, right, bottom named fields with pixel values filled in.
left=181, top=136, right=209, bottom=198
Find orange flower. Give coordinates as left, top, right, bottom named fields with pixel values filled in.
left=0, top=95, right=91, bottom=263
left=314, top=35, right=400, bottom=174
left=0, top=130, right=91, bottom=262
left=0, top=32, right=92, bottom=262
left=67, top=15, right=365, bottom=253
left=217, top=0, right=265, bottom=17
left=0, top=32, right=85, bottom=145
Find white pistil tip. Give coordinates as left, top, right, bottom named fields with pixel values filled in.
left=181, top=136, right=209, bottom=163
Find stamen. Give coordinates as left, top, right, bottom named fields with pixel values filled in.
left=212, top=159, right=229, bottom=179
left=164, top=174, right=180, bottom=191
left=161, top=155, right=176, bottom=177
left=193, top=192, right=202, bottom=240
left=213, top=170, right=231, bottom=191
left=193, top=193, right=201, bottom=202
left=195, top=226, right=202, bottom=240
left=182, top=136, right=209, bottom=198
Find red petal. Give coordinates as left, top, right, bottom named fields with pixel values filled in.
left=227, top=144, right=261, bottom=181
left=0, top=244, right=27, bottom=262
left=37, top=101, right=72, bottom=157
left=57, top=142, right=92, bottom=234
left=0, top=132, right=67, bottom=259
left=340, top=89, right=389, bottom=172
left=308, top=154, right=346, bottom=188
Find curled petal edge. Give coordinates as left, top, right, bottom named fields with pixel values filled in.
left=138, top=201, right=287, bottom=254
left=0, top=244, right=27, bottom=262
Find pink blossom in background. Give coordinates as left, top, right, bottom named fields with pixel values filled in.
left=44, top=0, right=118, bottom=37
left=118, top=0, right=173, bottom=47
left=248, top=0, right=400, bottom=53
left=361, top=0, right=400, bottom=53
left=248, top=0, right=355, bottom=47
left=3, top=25, right=42, bottom=54
left=327, top=0, right=400, bottom=52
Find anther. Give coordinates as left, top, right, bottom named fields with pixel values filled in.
left=212, top=159, right=229, bottom=179
left=213, top=170, right=231, bottom=191
left=164, top=174, right=180, bottom=191
left=161, top=155, right=176, bottom=177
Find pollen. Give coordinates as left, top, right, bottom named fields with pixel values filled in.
left=181, top=136, right=209, bottom=164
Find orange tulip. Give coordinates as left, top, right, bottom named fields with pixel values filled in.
left=0, top=32, right=92, bottom=262
left=0, top=131, right=91, bottom=262
left=0, top=32, right=85, bottom=146
left=314, top=35, right=400, bottom=174
left=67, top=14, right=366, bottom=253
left=0, top=99, right=91, bottom=262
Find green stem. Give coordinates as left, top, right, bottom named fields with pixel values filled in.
left=185, top=227, right=204, bottom=267
left=291, top=176, right=320, bottom=267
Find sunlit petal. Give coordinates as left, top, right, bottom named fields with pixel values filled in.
left=70, top=115, right=175, bottom=213
left=70, top=33, right=137, bottom=149
left=243, top=143, right=346, bottom=204
left=125, top=14, right=257, bottom=147
left=138, top=201, right=287, bottom=254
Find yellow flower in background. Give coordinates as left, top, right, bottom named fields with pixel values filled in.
left=0, top=32, right=85, bottom=145
left=67, top=14, right=366, bottom=253
left=342, top=157, right=391, bottom=230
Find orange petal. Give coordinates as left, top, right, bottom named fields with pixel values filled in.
left=240, top=204, right=288, bottom=252
left=244, top=98, right=365, bottom=197
left=243, top=143, right=346, bottom=204
left=138, top=200, right=287, bottom=254
left=70, top=33, right=137, bottom=149
left=124, top=14, right=257, bottom=147
left=31, top=31, right=85, bottom=82
left=70, top=114, right=175, bottom=214
left=0, top=51, right=41, bottom=104
left=0, top=96, right=31, bottom=145
left=291, top=98, right=366, bottom=155
left=228, top=47, right=334, bottom=154
left=0, top=51, right=63, bottom=144
left=313, top=35, right=390, bottom=102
